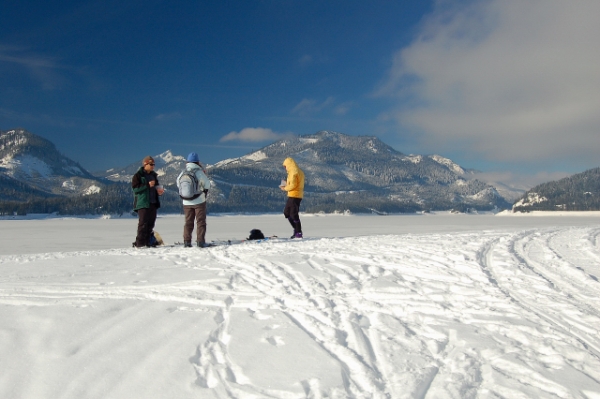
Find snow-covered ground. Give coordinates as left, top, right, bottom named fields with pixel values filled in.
left=1, top=212, right=600, bottom=398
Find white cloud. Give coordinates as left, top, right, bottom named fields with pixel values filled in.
left=154, top=112, right=182, bottom=121
left=379, top=0, right=600, bottom=167
left=291, top=97, right=335, bottom=116
left=334, top=102, right=353, bottom=116
left=0, top=45, right=66, bottom=90
left=471, top=170, right=569, bottom=191
left=220, top=127, right=292, bottom=143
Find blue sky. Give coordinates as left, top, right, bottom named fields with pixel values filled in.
left=2, top=0, right=599, bottom=186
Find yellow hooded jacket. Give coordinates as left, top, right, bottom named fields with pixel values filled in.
left=282, top=157, right=305, bottom=198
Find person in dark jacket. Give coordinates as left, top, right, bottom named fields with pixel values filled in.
left=132, top=155, right=164, bottom=248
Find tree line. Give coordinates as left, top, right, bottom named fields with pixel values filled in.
left=0, top=181, right=507, bottom=216
left=513, top=167, right=600, bottom=212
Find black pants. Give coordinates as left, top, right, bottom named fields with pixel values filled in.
left=283, top=197, right=302, bottom=233
left=135, top=204, right=158, bottom=247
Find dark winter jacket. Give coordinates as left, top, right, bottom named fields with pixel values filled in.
left=132, top=167, right=161, bottom=211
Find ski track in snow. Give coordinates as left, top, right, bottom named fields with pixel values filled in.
left=1, top=227, right=600, bottom=398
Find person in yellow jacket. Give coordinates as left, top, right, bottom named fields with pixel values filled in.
left=280, top=157, right=305, bottom=238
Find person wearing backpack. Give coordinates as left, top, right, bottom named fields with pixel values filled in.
left=280, top=157, right=305, bottom=239
left=132, top=155, right=164, bottom=248
left=177, top=152, right=211, bottom=247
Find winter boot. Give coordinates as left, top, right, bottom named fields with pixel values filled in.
left=183, top=241, right=192, bottom=248
left=290, top=219, right=303, bottom=238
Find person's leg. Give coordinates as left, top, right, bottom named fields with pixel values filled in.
left=146, top=204, right=158, bottom=246
left=285, top=197, right=302, bottom=238
left=291, top=198, right=302, bottom=237
left=183, top=205, right=195, bottom=245
left=287, top=217, right=296, bottom=230
left=135, top=208, right=148, bottom=247
left=284, top=198, right=295, bottom=235
left=195, top=203, right=207, bottom=244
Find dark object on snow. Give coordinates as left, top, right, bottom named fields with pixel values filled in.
left=248, top=229, right=265, bottom=240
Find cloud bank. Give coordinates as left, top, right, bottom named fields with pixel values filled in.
left=291, top=97, right=335, bottom=116
left=220, top=127, right=292, bottom=143
left=0, top=45, right=66, bottom=90
left=380, top=0, right=600, bottom=168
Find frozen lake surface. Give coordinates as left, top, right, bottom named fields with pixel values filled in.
left=2, top=211, right=600, bottom=255
left=1, top=212, right=599, bottom=398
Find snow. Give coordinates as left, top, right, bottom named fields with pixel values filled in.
left=243, top=151, right=268, bottom=162
left=299, top=138, right=319, bottom=144
left=514, top=192, right=548, bottom=207
left=63, top=180, right=102, bottom=194
left=468, top=187, right=498, bottom=201
left=430, top=155, right=466, bottom=175
left=0, top=154, right=52, bottom=177
left=405, top=155, right=423, bottom=164
left=62, top=179, right=77, bottom=190
left=211, top=158, right=241, bottom=168
left=157, top=150, right=184, bottom=164
left=0, top=130, right=28, bottom=150
left=83, top=185, right=102, bottom=195
left=1, top=213, right=600, bottom=398
left=106, top=172, right=128, bottom=182
left=367, top=140, right=378, bottom=153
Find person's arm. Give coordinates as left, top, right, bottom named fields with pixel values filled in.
left=199, top=172, right=211, bottom=190
left=155, top=174, right=164, bottom=195
left=132, top=172, right=148, bottom=193
left=282, top=171, right=299, bottom=192
left=195, top=170, right=211, bottom=197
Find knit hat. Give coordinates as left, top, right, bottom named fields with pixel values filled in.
left=143, top=155, right=154, bottom=165
left=187, top=152, right=200, bottom=163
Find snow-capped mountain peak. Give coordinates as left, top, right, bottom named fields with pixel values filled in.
left=155, top=150, right=185, bottom=164
left=0, top=129, right=103, bottom=197
left=429, top=155, right=466, bottom=175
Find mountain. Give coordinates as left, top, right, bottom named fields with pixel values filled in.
left=0, top=128, right=106, bottom=198
left=95, top=130, right=511, bottom=213
left=98, top=150, right=187, bottom=186
left=512, top=167, right=600, bottom=212
left=201, top=131, right=511, bottom=213
left=1, top=129, right=513, bottom=215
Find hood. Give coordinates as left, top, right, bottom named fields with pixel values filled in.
left=283, top=157, right=299, bottom=170
left=185, top=162, right=201, bottom=172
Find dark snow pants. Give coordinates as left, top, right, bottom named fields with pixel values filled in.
left=284, top=197, right=302, bottom=233
left=135, top=204, right=158, bottom=247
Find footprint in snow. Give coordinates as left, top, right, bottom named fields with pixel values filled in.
left=266, top=335, right=285, bottom=346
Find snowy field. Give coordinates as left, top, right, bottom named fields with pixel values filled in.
left=1, top=212, right=600, bottom=398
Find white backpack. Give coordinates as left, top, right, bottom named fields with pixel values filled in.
left=178, top=170, right=202, bottom=200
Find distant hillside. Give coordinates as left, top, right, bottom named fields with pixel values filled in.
left=0, top=129, right=168, bottom=216
left=98, top=150, right=187, bottom=186
left=203, top=131, right=511, bottom=213
left=1, top=128, right=515, bottom=215
left=0, top=174, right=56, bottom=202
left=0, top=128, right=106, bottom=199
left=512, top=167, right=600, bottom=212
